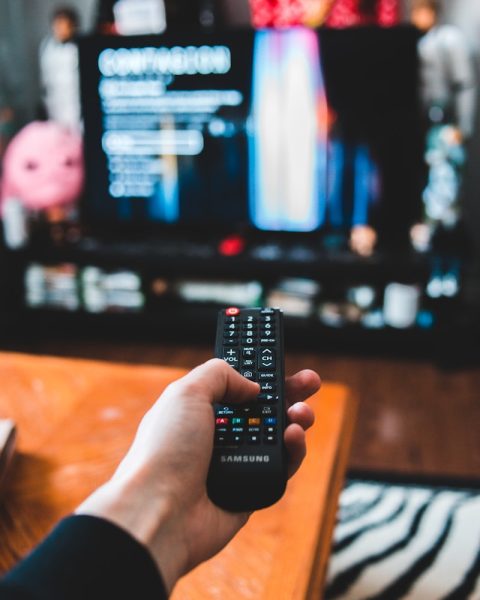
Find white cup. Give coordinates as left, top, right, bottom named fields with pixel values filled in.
left=383, top=283, right=420, bottom=329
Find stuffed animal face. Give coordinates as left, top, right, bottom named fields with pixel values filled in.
left=1, top=121, right=84, bottom=212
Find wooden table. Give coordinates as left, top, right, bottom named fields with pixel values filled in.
left=0, top=352, right=356, bottom=599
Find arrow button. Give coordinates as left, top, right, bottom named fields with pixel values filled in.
left=258, top=348, right=276, bottom=371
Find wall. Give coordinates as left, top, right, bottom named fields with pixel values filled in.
left=0, top=0, right=97, bottom=124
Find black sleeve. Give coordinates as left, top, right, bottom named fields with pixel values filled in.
left=0, top=515, right=168, bottom=600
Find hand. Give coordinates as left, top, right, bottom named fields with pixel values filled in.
left=350, top=225, right=377, bottom=257
left=76, top=359, right=320, bottom=593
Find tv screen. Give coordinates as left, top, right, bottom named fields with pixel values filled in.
left=79, top=26, right=423, bottom=241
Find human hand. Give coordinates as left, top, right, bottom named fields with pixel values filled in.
left=76, top=359, right=319, bottom=593
left=350, top=225, right=377, bottom=257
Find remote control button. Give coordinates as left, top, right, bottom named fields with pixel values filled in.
left=260, top=337, right=277, bottom=345
left=260, top=382, right=276, bottom=393
left=243, top=348, right=255, bottom=358
left=242, top=358, right=255, bottom=368
left=232, top=435, right=244, bottom=445
left=248, top=435, right=260, bottom=444
left=222, top=348, right=239, bottom=368
left=225, top=316, right=239, bottom=323
left=244, top=315, right=257, bottom=323
left=241, top=404, right=260, bottom=416
left=260, top=329, right=274, bottom=339
left=232, top=427, right=245, bottom=433
left=215, top=434, right=231, bottom=445
left=264, top=435, right=277, bottom=444
left=226, top=307, right=240, bottom=316
left=241, top=369, right=256, bottom=381
left=242, top=322, right=256, bottom=330
left=216, top=417, right=229, bottom=425
left=261, top=406, right=277, bottom=416
left=258, top=372, right=275, bottom=381
left=262, top=322, right=274, bottom=330
left=232, top=417, right=245, bottom=425
left=216, top=406, right=235, bottom=416
left=248, top=417, right=261, bottom=426
left=265, top=426, right=277, bottom=435
left=247, top=426, right=261, bottom=434
left=242, top=337, right=257, bottom=346
left=215, top=427, right=228, bottom=434
left=223, top=330, right=238, bottom=339
left=260, top=315, right=273, bottom=323
left=260, top=308, right=275, bottom=315
left=258, top=393, right=278, bottom=403
left=264, top=417, right=277, bottom=425
left=223, top=338, right=239, bottom=346
left=258, top=348, right=275, bottom=370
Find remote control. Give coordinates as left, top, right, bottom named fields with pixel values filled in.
left=207, top=307, right=287, bottom=512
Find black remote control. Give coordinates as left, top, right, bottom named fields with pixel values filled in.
left=207, top=307, right=287, bottom=512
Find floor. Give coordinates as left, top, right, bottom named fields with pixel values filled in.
left=4, top=337, right=480, bottom=483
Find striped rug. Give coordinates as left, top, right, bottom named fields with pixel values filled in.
left=325, top=480, right=480, bottom=599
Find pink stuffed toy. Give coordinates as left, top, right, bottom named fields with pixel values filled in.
left=1, top=121, right=84, bottom=248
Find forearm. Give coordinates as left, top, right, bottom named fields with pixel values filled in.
left=1, top=515, right=167, bottom=600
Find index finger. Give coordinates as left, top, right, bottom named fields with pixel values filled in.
left=169, top=358, right=260, bottom=406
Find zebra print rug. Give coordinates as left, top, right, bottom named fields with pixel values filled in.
left=325, top=480, right=480, bottom=599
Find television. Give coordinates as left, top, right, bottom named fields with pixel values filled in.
left=78, top=26, right=423, bottom=244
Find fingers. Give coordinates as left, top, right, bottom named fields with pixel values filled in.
left=284, top=424, right=307, bottom=478
left=287, top=401, right=315, bottom=431
left=285, top=370, right=321, bottom=407
left=284, top=390, right=320, bottom=477
left=171, top=359, right=260, bottom=406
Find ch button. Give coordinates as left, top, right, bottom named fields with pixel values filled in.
left=258, top=348, right=275, bottom=371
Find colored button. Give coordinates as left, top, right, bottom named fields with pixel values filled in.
left=232, top=417, right=245, bottom=425
left=264, top=417, right=277, bottom=425
left=248, top=417, right=261, bottom=426
left=226, top=307, right=240, bottom=316
left=216, top=417, right=229, bottom=425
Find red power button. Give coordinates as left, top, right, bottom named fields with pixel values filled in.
left=226, top=307, right=240, bottom=316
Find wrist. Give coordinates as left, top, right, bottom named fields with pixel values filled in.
left=76, top=470, right=188, bottom=593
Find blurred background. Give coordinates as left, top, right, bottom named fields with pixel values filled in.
left=0, top=0, right=479, bottom=484
left=1, top=5, right=480, bottom=595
